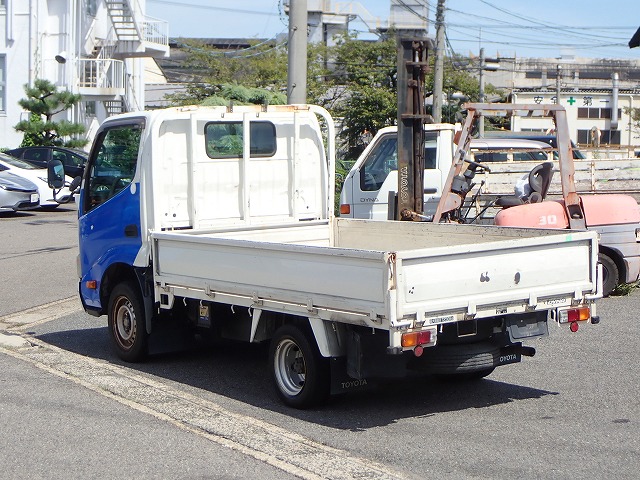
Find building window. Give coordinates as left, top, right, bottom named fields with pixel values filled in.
left=577, top=129, right=621, bottom=146
left=0, top=56, right=5, bottom=112
left=577, top=107, right=621, bottom=119
left=85, top=101, right=96, bottom=117
left=86, top=0, right=97, bottom=17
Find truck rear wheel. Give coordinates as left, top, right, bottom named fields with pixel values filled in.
left=108, top=281, right=148, bottom=362
left=269, top=324, right=330, bottom=409
left=598, top=252, right=619, bottom=297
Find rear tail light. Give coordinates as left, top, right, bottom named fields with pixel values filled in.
left=557, top=306, right=590, bottom=332
left=401, top=329, right=436, bottom=349
left=340, top=204, right=351, bottom=215
left=557, top=306, right=591, bottom=323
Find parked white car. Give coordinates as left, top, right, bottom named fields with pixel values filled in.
left=0, top=152, right=74, bottom=208
left=0, top=171, right=40, bottom=212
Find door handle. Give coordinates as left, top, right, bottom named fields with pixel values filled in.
left=124, top=224, right=138, bottom=237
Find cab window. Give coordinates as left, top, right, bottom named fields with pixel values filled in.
left=473, top=150, right=508, bottom=162
left=22, top=147, right=48, bottom=162
left=85, top=125, right=142, bottom=212
left=360, top=132, right=438, bottom=191
left=513, top=150, right=549, bottom=161
left=205, top=121, right=276, bottom=158
left=53, top=149, right=85, bottom=168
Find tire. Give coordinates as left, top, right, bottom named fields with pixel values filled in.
left=269, top=324, right=330, bottom=409
left=436, top=367, right=495, bottom=382
left=598, top=252, right=619, bottom=297
left=413, top=342, right=500, bottom=374
left=107, top=281, right=148, bottom=362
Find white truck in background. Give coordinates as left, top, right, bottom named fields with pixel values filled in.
left=50, top=103, right=601, bottom=409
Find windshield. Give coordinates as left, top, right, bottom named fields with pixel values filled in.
left=359, top=132, right=438, bottom=191
left=0, top=153, right=40, bottom=170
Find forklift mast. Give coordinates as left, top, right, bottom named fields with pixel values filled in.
left=396, top=37, right=433, bottom=221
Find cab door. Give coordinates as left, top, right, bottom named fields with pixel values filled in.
left=78, top=119, right=144, bottom=311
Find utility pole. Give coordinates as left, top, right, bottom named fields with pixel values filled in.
left=555, top=64, right=562, bottom=106
left=287, top=0, right=308, bottom=104
left=432, top=0, right=446, bottom=122
left=478, top=47, right=485, bottom=136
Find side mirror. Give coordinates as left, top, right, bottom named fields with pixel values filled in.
left=47, top=160, right=65, bottom=189
left=69, top=176, right=82, bottom=192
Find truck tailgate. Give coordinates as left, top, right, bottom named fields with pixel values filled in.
left=333, top=219, right=599, bottom=324
left=395, top=233, right=596, bottom=319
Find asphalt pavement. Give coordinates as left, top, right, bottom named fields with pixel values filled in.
left=0, top=351, right=298, bottom=480
left=1, top=205, right=639, bottom=479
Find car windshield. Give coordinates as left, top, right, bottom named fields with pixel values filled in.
left=0, top=153, right=40, bottom=170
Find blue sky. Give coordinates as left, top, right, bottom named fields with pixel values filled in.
left=146, top=0, right=639, bottom=59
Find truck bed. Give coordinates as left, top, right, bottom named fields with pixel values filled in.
left=152, top=218, right=599, bottom=330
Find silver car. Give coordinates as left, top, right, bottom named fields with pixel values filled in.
left=0, top=171, right=40, bottom=212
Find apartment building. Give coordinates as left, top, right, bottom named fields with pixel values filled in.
left=0, top=0, right=169, bottom=148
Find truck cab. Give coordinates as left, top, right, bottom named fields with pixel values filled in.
left=340, top=123, right=455, bottom=219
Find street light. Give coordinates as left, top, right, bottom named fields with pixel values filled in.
left=55, top=51, right=67, bottom=64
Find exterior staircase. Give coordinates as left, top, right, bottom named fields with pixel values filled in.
left=78, top=29, right=125, bottom=99
left=105, top=0, right=169, bottom=58
left=78, top=1, right=169, bottom=117
left=106, top=0, right=142, bottom=42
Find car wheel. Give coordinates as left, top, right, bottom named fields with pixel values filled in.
left=107, top=281, right=148, bottom=362
left=269, top=324, right=330, bottom=409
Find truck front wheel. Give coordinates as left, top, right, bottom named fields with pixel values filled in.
left=269, top=324, right=330, bottom=409
left=108, top=281, right=148, bottom=362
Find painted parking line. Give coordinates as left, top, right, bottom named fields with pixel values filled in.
left=0, top=297, right=82, bottom=331
left=0, top=315, right=410, bottom=480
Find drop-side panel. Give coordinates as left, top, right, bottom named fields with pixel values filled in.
left=153, top=226, right=391, bottom=320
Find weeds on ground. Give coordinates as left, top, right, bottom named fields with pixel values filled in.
left=611, top=282, right=639, bottom=296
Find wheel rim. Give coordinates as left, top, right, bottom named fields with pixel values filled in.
left=112, top=296, right=137, bottom=350
left=273, top=338, right=306, bottom=397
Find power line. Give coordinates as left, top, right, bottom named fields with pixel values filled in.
left=147, top=0, right=279, bottom=17
left=446, top=6, right=634, bottom=59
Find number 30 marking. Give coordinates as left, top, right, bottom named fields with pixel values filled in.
left=539, top=215, right=557, bottom=226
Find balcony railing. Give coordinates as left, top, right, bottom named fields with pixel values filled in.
left=77, top=58, right=125, bottom=95
left=142, top=16, right=169, bottom=47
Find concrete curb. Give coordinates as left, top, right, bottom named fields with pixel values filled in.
left=0, top=333, right=30, bottom=348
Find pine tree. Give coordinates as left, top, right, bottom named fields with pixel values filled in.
left=14, top=79, right=88, bottom=148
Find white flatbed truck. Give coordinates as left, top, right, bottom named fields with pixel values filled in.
left=50, top=104, right=601, bottom=408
